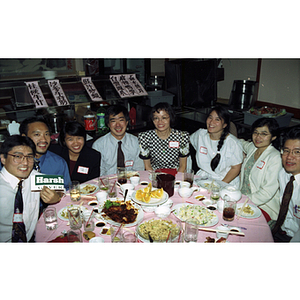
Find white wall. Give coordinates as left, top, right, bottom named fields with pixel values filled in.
left=217, top=59, right=300, bottom=109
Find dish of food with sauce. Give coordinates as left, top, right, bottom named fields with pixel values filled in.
left=100, top=200, right=144, bottom=227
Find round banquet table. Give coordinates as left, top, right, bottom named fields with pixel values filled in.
left=35, top=171, right=274, bottom=243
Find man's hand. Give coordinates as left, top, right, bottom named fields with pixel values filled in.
left=40, top=186, right=64, bottom=204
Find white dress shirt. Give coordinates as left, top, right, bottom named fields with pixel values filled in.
left=92, top=132, right=144, bottom=176
left=278, top=169, right=300, bottom=240
left=0, top=168, right=40, bottom=242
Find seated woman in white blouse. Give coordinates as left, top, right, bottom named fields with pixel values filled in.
left=239, top=117, right=281, bottom=222
left=190, top=105, right=243, bottom=188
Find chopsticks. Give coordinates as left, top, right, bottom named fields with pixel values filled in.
left=198, top=227, right=245, bottom=236
left=236, top=198, right=249, bottom=220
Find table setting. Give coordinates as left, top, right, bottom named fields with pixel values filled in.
left=35, top=170, right=274, bottom=243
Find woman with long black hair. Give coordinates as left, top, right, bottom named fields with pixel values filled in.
left=190, top=105, right=243, bottom=188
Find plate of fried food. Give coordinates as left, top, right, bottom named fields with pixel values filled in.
left=236, top=203, right=262, bottom=219
left=131, top=183, right=168, bottom=207
left=80, top=183, right=99, bottom=195
left=100, top=199, right=144, bottom=227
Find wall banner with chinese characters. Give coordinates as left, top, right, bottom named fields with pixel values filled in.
left=81, top=77, right=103, bottom=101
left=25, top=81, right=48, bottom=109
left=109, top=74, right=148, bottom=98
left=48, top=79, right=70, bottom=106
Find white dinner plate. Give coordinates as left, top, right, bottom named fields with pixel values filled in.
left=195, top=179, right=226, bottom=190
left=236, top=203, right=262, bottom=219
left=172, top=203, right=219, bottom=227
left=131, top=190, right=169, bottom=207
left=100, top=201, right=144, bottom=228
left=58, top=205, right=89, bottom=221
left=80, top=183, right=99, bottom=195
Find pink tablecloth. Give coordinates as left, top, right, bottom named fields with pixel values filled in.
left=35, top=171, right=274, bottom=243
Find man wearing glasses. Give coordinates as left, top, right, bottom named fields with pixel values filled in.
left=0, top=135, right=59, bottom=242
left=271, top=126, right=300, bottom=242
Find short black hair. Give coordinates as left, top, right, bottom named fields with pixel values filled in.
left=105, top=105, right=129, bottom=127
left=251, top=117, right=279, bottom=137
left=59, top=121, right=86, bottom=147
left=0, top=135, right=36, bottom=158
left=19, top=116, right=52, bottom=136
left=283, top=126, right=300, bottom=147
left=151, top=102, right=176, bottom=127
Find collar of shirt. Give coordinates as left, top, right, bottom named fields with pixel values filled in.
left=1, top=166, right=23, bottom=190
left=109, top=132, right=127, bottom=144
left=294, top=173, right=300, bottom=185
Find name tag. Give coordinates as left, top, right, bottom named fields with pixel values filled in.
left=13, top=213, right=23, bottom=223
left=257, top=160, right=265, bottom=169
left=200, top=146, right=208, bottom=155
left=294, top=205, right=300, bottom=219
left=77, top=166, right=89, bottom=174
left=125, top=160, right=134, bottom=167
left=169, top=141, right=179, bottom=148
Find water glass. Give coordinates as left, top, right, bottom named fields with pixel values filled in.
left=110, top=225, right=123, bottom=243
left=43, top=207, right=58, bottom=230
left=68, top=207, right=82, bottom=229
left=99, top=177, right=109, bottom=191
left=108, top=179, right=117, bottom=198
left=122, top=231, right=137, bottom=243
left=210, top=186, right=220, bottom=203
left=69, top=180, right=81, bottom=202
left=184, top=218, right=198, bottom=243
left=83, top=211, right=95, bottom=232
left=67, top=229, right=82, bottom=242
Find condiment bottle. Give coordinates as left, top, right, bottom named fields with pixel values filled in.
left=84, top=105, right=96, bottom=132
left=96, top=103, right=107, bottom=133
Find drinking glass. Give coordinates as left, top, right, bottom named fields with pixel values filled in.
left=110, top=225, right=123, bottom=243
left=108, top=179, right=117, bottom=198
left=223, top=198, right=237, bottom=221
left=43, top=207, right=58, bottom=230
left=67, top=229, right=82, bottom=242
left=83, top=211, right=95, bottom=232
left=210, top=186, right=220, bottom=203
left=69, top=180, right=81, bottom=202
left=184, top=169, right=194, bottom=187
left=184, top=218, right=198, bottom=243
left=99, top=177, right=109, bottom=191
left=68, top=207, right=82, bottom=229
left=117, top=167, right=127, bottom=184
left=122, top=231, right=137, bottom=243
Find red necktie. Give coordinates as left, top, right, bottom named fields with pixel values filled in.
left=272, top=175, right=295, bottom=235
left=117, top=141, right=125, bottom=168
left=12, top=180, right=27, bottom=242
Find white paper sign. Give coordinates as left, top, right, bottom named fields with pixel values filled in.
left=110, top=74, right=148, bottom=98
left=25, top=81, right=48, bottom=108
left=48, top=79, right=70, bottom=106
left=81, top=77, right=103, bottom=101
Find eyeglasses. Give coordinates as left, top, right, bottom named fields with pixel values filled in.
left=7, top=153, right=35, bottom=163
left=152, top=116, right=170, bottom=122
left=281, top=149, right=300, bottom=157
left=253, top=131, right=271, bottom=137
